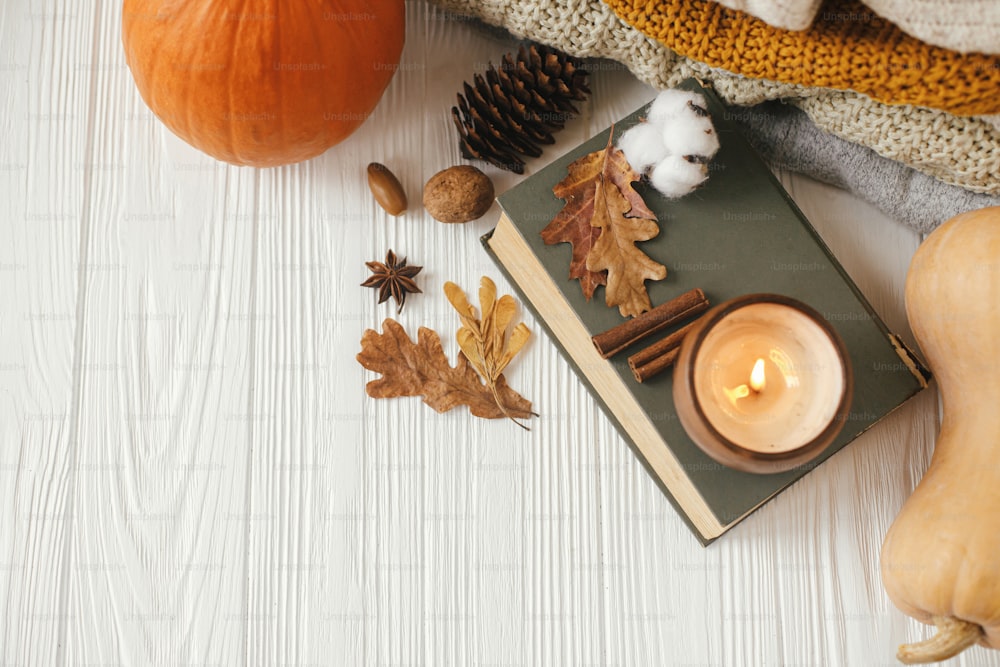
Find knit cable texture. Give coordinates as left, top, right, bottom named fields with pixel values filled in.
left=712, top=0, right=821, bottom=31
left=688, top=0, right=1000, bottom=55
left=602, top=0, right=1000, bottom=116
left=850, top=0, right=1000, bottom=55
left=425, top=0, right=1000, bottom=195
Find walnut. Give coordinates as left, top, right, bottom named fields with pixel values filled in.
left=422, top=165, right=495, bottom=223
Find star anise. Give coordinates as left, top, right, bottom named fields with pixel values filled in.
left=361, top=250, right=423, bottom=313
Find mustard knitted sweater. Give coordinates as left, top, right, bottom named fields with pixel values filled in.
left=603, top=0, right=1000, bottom=116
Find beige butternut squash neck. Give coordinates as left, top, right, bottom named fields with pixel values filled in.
left=898, top=617, right=983, bottom=664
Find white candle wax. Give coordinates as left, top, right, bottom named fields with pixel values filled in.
left=693, top=302, right=846, bottom=453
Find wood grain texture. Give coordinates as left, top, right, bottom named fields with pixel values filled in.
left=2, top=0, right=997, bottom=665
left=2, top=0, right=92, bottom=663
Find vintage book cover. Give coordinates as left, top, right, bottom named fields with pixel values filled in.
left=483, top=80, right=929, bottom=545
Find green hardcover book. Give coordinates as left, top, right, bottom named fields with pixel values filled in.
left=483, top=79, right=929, bottom=545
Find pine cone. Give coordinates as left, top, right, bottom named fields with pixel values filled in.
left=451, top=44, right=591, bottom=174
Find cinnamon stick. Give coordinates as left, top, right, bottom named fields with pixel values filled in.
left=628, top=319, right=701, bottom=383
left=591, top=288, right=708, bottom=358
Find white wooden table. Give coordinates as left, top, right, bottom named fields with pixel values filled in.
left=2, top=1, right=994, bottom=665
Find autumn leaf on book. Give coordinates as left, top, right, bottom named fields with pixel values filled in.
left=586, top=174, right=667, bottom=317
left=357, top=318, right=533, bottom=422
left=540, top=133, right=666, bottom=317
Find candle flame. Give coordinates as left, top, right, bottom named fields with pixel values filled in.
left=750, top=358, right=766, bottom=392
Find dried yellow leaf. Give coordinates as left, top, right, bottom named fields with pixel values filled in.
left=443, top=277, right=533, bottom=428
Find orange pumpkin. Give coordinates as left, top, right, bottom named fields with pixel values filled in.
left=122, top=0, right=405, bottom=167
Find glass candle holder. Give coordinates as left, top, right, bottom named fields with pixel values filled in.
left=672, top=294, right=853, bottom=474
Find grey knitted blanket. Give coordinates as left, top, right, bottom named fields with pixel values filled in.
left=730, top=101, right=1000, bottom=233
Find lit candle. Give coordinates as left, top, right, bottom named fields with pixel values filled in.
left=672, top=294, right=853, bottom=474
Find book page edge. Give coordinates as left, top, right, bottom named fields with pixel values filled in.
left=489, top=212, right=726, bottom=540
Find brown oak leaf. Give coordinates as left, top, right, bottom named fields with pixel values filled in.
left=586, top=174, right=667, bottom=317
left=357, top=318, right=533, bottom=421
left=540, top=132, right=658, bottom=302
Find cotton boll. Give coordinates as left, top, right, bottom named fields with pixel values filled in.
left=634, top=88, right=719, bottom=198
left=617, top=122, right=669, bottom=174
left=661, top=111, right=720, bottom=159
left=646, top=90, right=708, bottom=125
left=649, top=154, right=709, bottom=198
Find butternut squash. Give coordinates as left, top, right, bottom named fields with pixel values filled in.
left=880, top=206, right=1000, bottom=663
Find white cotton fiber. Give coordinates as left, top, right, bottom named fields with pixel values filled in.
left=645, top=89, right=707, bottom=125
left=649, top=154, right=709, bottom=198
left=660, top=113, right=719, bottom=159
left=616, top=122, right=669, bottom=174
left=616, top=88, right=719, bottom=199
